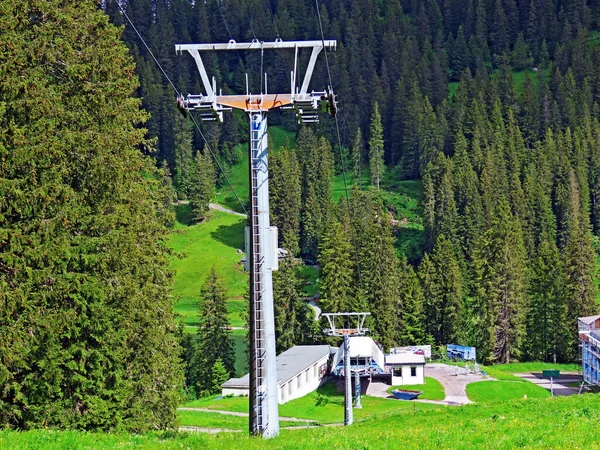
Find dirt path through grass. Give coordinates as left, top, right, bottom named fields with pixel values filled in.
left=178, top=408, right=318, bottom=423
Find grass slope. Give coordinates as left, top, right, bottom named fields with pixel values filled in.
left=388, top=377, right=445, bottom=400
left=467, top=380, right=551, bottom=403
left=170, top=208, right=247, bottom=331
left=182, top=383, right=439, bottom=424
left=4, top=394, right=600, bottom=448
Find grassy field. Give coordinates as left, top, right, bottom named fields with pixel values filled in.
left=467, top=380, right=551, bottom=403
left=4, top=394, right=600, bottom=448
left=490, top=362, right=580, bottom=374
left=170, top=207, right=247, bottom=331
left=182, top=382, right=440, bottom=425
left=178, top=410, right=313, bottom=430
left=388, top=377, right=445, bottom=401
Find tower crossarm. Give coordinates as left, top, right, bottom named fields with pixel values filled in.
left=175, top=39, right=337, bottom=120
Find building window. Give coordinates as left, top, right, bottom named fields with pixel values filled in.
left=411, top=366, right=417, bottom=377
left=297, top=375, right=302, bottom=389
left=306, top=370, right=310, bottom=383
left=288, top=382, right=292, bottom=395
left=392, top=367, right=402, bottom=377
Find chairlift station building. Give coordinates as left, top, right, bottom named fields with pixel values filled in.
left=578, top=315, right=600, bottom=386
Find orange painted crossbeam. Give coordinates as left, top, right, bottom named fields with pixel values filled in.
left=216, top=94, right=293, bottom=111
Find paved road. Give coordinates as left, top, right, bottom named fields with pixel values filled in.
left=514, top=373, right=582, bottom=396
left=366, top=363, right=490, bottom=405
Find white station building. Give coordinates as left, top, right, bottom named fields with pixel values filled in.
left=385, top=353, right=426, bottom=385
left=221, top=345, right=331, bottom=404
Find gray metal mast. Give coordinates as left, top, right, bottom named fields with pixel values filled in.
left=176, top=39, right=336, bottom=438
left=322, top=312, right=371, bottom=427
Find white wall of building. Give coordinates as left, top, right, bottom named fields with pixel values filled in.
left=390, top=364, right=424, bottom=386
left=278, top=354, right=329, bottom=404
left=222, top=386, right=249, bottom=397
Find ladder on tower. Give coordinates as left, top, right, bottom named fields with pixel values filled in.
left=250, top=122, right=267, bottom=433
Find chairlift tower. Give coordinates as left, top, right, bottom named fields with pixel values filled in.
left=322, top=312, right=371, bottom=426
left=176, top=38, right=336, bottom=438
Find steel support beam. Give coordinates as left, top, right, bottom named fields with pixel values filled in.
left=248, top=112, right=279, bottom=437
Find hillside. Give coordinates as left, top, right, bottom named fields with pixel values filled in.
left=3, top=393, right=600, bottom=449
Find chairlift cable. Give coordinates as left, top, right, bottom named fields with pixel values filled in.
left=265, top=0, right=281, bottom=39
left=117, top=0, right=248, bottom=216
left=315, top=0, right=364, bottom=293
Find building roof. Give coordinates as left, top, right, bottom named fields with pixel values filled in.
left=579, top=315, right=600, bottom=325
left=221, top=345, right=331, bottom=388
left=277, top=345, right=331, bottom=384
left=221, top=375, right=249, bottom=388
left=385, top=353, right=426, bottom=365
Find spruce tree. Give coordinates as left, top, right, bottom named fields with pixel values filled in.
left=397, top=257, right=426, bottom=345
left=273, top=258, right=303, bottom=353
left=196, top=267, right=234, bottom=395
left=0, top=1, right=183, bottom=431
left=369, top=102, right=385, bottom=190
left=269, top=146, right=302, bottom=255
left=318, top=218, right=355, bottom=313
left=472, top=199, right=527, bottom=363
left=210, top=359, right=230, bottom=395
left=190, top=148, right=216, bottom=222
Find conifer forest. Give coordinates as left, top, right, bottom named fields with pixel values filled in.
left=2, top=0, right=600, bottom=436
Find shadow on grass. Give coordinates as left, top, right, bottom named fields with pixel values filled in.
left=210, top=221, right=245, bottom=250
left=176, top=203, right=194, bottom=226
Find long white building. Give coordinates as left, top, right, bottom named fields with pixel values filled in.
left=221, top=345, right=331, bottom=404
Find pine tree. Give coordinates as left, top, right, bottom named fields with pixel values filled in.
left=369, top=102, right=385, bottom=190
left=472, top=199, right=527, bottom=363
left=562, top=170, right=599, bottom=359
left=397, top=257, right=426, bottom=345
left=210, top=359, right=230, bottom=395
left=196, top=267, right=234, bottom=395
left=273, top=257, right=304, bottom=353
left=0, top=0, right=182, bottom=431
left=269, top=146, right=302, bottom=255
left=173, top=114, right=195, bottom=198
left=318, top=218, right=355, bottom=313
left=189, top=148, right=216, bottom=222
left=351, top=128, right=365, bottom=187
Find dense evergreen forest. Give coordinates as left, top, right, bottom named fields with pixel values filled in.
left=107, top=0, right=600, bottom=369
left=2, top=0, right=600, bottom=431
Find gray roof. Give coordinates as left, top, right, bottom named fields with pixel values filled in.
left=579, top=315, right=600, bottom=325
left=221, top=345, right=331, bottom=388
left=277, top=345, right=330, bottom=384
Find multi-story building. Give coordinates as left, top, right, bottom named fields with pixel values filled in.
left=578, top=315, right=600, bottom=386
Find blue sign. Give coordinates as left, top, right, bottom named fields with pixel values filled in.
left=447, top=344, right=476, bottom=361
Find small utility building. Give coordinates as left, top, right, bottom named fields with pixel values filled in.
left=579, top=315, right=600, bottom=386
left=385, top=353, right=425, bottom=385
left=221, top=345, right=331, bottom=404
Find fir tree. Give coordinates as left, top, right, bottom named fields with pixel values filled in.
left=0, top=0, right=182, bottom=431
left=397, top=257, right=426, bottom=345
left=269, top=146, right=302, bottom=255
left=210, top=359, right=230, bottom=395
left=318, top=218, right=355, bottom=313
left=273, top=258, right=303, bottom=353
left=472, top=199, right=527, bottom=363
left=196, top=267, right=234, bottom=395
left=369, top=102, right=385, bottom=190
left=190, top=148, right=216, bottom=222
